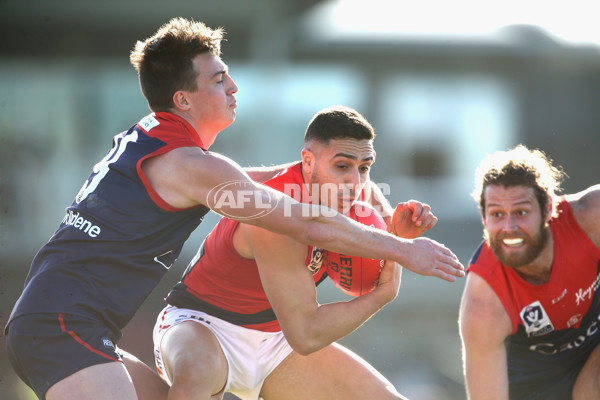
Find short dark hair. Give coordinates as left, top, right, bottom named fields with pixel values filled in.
left=472, top=144, right=566, bottom=217
left=304, top=105, right=375, bottom=144
left=130, top=17, right=225, bottom=112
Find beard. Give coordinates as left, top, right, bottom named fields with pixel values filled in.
left=488, top=221, right=549, bottom=268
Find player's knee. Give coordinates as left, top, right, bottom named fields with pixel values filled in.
left=170, top=365, right=227, bottom=399
left=164, top=345, right=227, bottom=395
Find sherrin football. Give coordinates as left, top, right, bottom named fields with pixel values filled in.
left=325, top=201, right=387, bottom=297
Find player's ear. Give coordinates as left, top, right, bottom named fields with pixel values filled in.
left=301, top=148, right=315, bottom=174
left=173, top=90, right=190, bottom=111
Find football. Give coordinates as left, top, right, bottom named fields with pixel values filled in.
left=325, top=201, right=387, bottom=296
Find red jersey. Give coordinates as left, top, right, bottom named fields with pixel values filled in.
left=468, top=198, right=600, bottom=399
left=166, top=163, right=327, bottom=332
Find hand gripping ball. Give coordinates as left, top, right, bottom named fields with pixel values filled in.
left=325, top=201, right=387, bottom=296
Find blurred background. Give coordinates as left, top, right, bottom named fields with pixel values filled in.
left=1, top=0, right=600, bottom=399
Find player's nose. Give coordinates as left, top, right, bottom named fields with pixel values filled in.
left=503, top=215, right=518, bottom=231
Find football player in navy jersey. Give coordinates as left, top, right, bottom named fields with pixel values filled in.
left=5, top=18, right=463, bottom=400
left=459, top=145, right=600, bottom=400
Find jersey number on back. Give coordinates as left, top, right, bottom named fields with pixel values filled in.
left=76, top=131, right=138, bottom=203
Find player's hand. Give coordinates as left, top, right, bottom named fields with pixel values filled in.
left=389, top=201, right=437, bottom=239
left=403, top=237, right=464, bottom=282
left=373, top=260, right=402, bottom=303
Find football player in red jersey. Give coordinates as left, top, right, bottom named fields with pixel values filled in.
left=459, top=145, right=600, bottom=400
left=154, top=105, right=443, bottom=400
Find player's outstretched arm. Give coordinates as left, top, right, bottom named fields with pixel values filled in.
left=241, top=223, right=401, bottom=355
left=143, top=147, right=464, bottom=281
left=459, top=273, right=512, bottom=400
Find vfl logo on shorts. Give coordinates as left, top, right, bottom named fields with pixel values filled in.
left=520, top=301, right=554, bottom=337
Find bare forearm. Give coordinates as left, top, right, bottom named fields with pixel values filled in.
left=311, top=216, right=402, bottom=260
left=249, top=199, right=463, bottom=282
left=285, top=291, right=393, bottom=355
left=241, top=198, right=396, bottom=259
left=462, top=341, right=510, bottom=399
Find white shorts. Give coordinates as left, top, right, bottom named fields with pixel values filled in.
left=153, top=305, right=293, bottom=400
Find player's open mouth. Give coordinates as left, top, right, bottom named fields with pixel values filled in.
left=503, top=238, right=524, bottom=247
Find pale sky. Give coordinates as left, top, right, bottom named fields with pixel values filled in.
left=306, top=0, right=600, bottom=47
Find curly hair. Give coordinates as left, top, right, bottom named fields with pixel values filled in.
left=130, top=17, right=225, bottom=111
left=472, top=144, right=567, bottom=218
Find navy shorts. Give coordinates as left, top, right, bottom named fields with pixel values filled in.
left=5, top=313, right=123, bottom=400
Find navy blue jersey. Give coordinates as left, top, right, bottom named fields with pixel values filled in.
left=7, top=112, right=210, bottom=338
